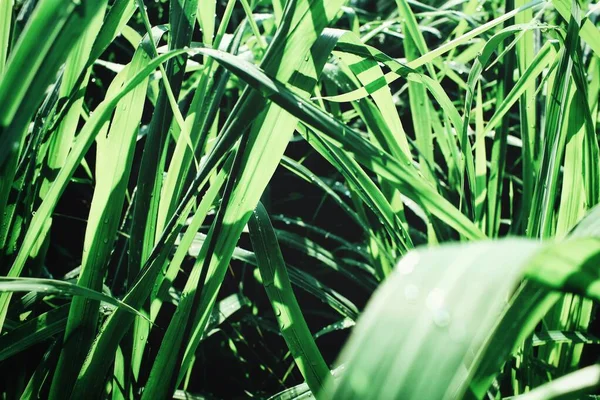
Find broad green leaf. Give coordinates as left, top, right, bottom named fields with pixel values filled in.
left=325, top=235, right=600, bottom=399
left=324, top=240, right=541, bottom=399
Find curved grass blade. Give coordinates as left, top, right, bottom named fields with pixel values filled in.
left=0, top=277, right=148, bottom=320
left=192, top=46, right=484, bottom=240
left=512, top=364, right=600, bottom=400
left=324, top=239, right=542, bottom=399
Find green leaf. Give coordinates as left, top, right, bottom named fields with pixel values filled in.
left=0, top=277, right=148, bottom=320
left=0, top=47, right=192, bottom=332
left=249, top=202, right=330, bottom=395
left=0, top=0, right=109, bottom=169
left=48, top=27, right=157, bottom=398
left=0, top=305, right=68, bottom=362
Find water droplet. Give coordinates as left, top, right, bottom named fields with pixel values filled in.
left=103, top=238, right=109, bottom=244
left=103, top=218, right=109, bottom=224
left=275, top=307, right=282, bottom=316
left=433, top=309, right=451, bottom=328
left=398, top=252, right=419, bottom=275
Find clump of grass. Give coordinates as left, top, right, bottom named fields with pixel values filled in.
left=0, top=0, right=599, bottom=398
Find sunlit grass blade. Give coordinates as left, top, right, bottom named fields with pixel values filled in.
left=528, top=8, right=583, bottom=238
left=552, top=0, right=600, bottom=57
left=156, top=13, right=239, bottom=238
left=0, top=48, right=192, bottom=331
left=0, top=0, right=10, bottom=77
left=512, top=364, right=600, bottom=400
left=0, top=0, right=109, bottom=169
left=128, top=0, right=198, bottom=284
left=48, top=28, right=155, bottom=398
left=249, top=201, right=330, bottom=395
left=143, top=12, right=344, bottom=396
left=0, top=277, right=149, bottom=319
left=515, top=0, right=537, bottom=219
left=332, top=32, right=410, bottom=158
left=194, top=46, right=484, bottom=239
left=151, top=160, right=229, bottom=321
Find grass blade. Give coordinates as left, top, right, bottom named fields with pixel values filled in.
left=249, top=202, right=330, bottom=395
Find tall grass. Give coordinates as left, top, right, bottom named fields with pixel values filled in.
left=0, top=0, right=599, bottom=398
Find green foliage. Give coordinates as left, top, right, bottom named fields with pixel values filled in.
left=0, top=0, right=599, bottom=398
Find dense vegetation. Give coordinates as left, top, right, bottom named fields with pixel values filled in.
left=0, top=0, right=599, bottom=398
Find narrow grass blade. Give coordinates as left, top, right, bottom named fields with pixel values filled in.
left=249, top=202, right=330, bottom=395
left=0, top=305, right=68, bottom=362
left=528, top=9, right=583, bottom=238
left=194, top=46, right=484, bottom=239
left=512, top=364, right=600, bottom=400
left=0, top=277, right=148, bottom=320
left=0, top=0, right=11, bottom=77
left=48, top=29, right=155, bottom=398
left=0, top=48, right=191, bottom=331
left=0, top=0, right=109, bottom=168
left=144, top=14, right=344, bottom=396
